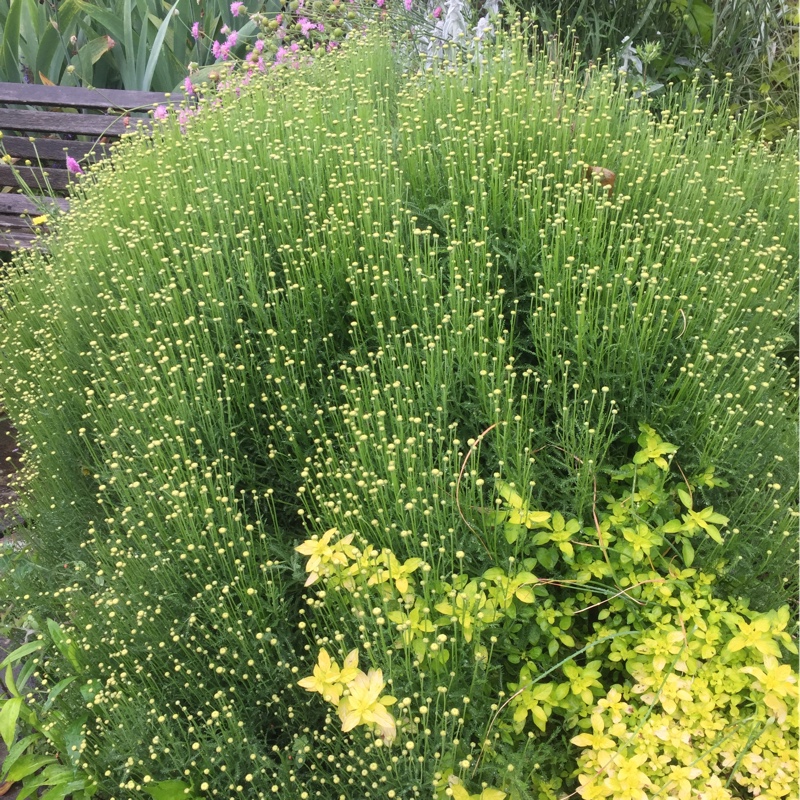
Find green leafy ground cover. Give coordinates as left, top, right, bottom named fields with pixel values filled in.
left=0, top=22, right=797, bottom=800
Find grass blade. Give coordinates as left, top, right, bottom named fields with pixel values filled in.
left=76, top=1, right=125, bottom=42
left=1, top=0, right=23, bottom=82
left=135, top=0, right=149, bottom=88
left=121, top=0, right=135, bottom=88
left=141, top=0, right=180, bottom=91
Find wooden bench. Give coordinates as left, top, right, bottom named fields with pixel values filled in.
left=0, top=83, right=184, bottom=251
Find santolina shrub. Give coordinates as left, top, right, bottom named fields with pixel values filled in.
left=0, top=20, right=796, bottom=800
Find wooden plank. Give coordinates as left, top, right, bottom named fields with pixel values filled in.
left=0, top=165, right=72, bottom=192
left=0, top=109, right=146, bottom=137
left=0, top=213, right=35, bottom=230
left=0, top=82, right=182, bottom=111
left=0, top=231, right=39, bottom=251
left=0, top=193, right=68, bottom=215
left=0, top=135, right=106, bottom=161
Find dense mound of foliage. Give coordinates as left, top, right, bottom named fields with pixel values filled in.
left=0, top=22, right=796, bottom=800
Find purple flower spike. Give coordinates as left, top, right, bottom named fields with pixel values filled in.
left=66, top=156, right=83, bottom=175
left=191, top=22, right=200, bottom=40
left=153, top=105, right=168, bottom=121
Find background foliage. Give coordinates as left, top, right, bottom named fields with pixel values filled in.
left=0, top=0, right=796, bottom=137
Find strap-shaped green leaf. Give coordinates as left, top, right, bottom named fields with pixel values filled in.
left=0, top=697, right=22, bottom=747
left=141, top=0, right=181, bottom=91
left=0, top=638, right=44, bottom=670
left=1, top=0, right=22, bottom=82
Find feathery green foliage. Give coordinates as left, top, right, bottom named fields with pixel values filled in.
left=0, top=22, right=796, bottom=799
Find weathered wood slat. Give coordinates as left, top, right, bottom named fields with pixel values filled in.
left=1, top=109, right=144, bottom=136
left=0, top=135, right=106, bottom=161
left=0, top=82, right=182, bottom=111
left=0, top=165, right=73, bottom=192
left=0, top=193, right=68, bottom=215
left=0, top=231, right=40, bottom=251
left=0, top=213, right=35, bottom=230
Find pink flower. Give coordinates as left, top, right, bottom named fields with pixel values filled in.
left=254, top=38, right=265, bottom=52
left=257, top=56, right=265, bottom=71
left=226, top=30, right=238, bottom=47
left=275, top=46, right=288, bottom=63
left=211, top=39, right=223, bottom=58
left=327, top=40, right=339, bottom=51
left=178, top=108, right=193, bottom=133
left=184, top=76, right=195, bottom=95
left=191, top=21, right=200, bottom=40
left=375, top=0, right=385, bottom=6
left=66, top=156, right=83, bottom=174
left=432, top=5, right=442, bottom=17
left=404, top=0, right=412, bottom=9
left=298, top=16, right=317, bottom=37
left=230, top=1, right=244, bottom=16
left=153, top=104, right=168, bottom=121
left=290, top=41, right=300, bottom=52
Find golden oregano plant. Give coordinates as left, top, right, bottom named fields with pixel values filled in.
left=294, top=425, right=798, bottom=799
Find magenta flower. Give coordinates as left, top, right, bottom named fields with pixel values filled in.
left=433, top=5, right=442, bottom=16
left=404, top=0, right=412, bottom=9
left=275, top=47, right=288, bottom=63
left=153, top=104, right=168, bottom=121
left=191, top=22, right=200, bottom=40
left=211, top=40, right=223, bottom=58
left=290, top=41, right=300, bottom=52
left=66, top=156, right=83, bottom=175
left=375, top=0, right=385, bottom=6
left=298, top=16, right=317, bottom=37
left=226, top=30, right=238, bottom=47
left=178, top=108, right=193, bottom=133
left=254, top=39, right=265, bottom=52
left=184, top=76, right=195, bottom=95
left=230, top=1, right=245, bottom=16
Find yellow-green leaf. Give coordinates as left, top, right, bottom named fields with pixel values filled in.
left=0, top=697, right=22, bottom=747
left=496, top=479, right=525, bottom=510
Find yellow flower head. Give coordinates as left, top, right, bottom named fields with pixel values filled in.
left=337, top=668, right=397, bottom=743
left=297, top=648, right=359, bottom=705
left=295, top=527, right=359, bottom=585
